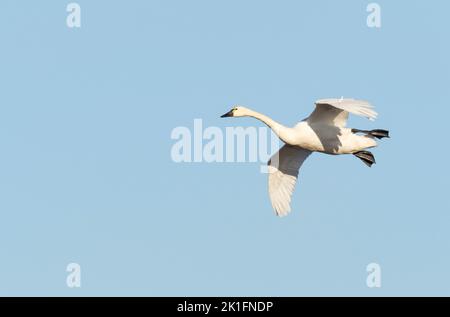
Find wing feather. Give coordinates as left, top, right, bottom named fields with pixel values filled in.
left=308, top=98, right=377, bottom=127
left=268, top=145, right=312, bottom=216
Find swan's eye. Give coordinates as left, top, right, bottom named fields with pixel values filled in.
left=233, top=107, right=238, bottom=111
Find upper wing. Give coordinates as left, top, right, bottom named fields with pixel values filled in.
left=268, top=145, right=312, bottom=216
left=307, top=98, right=377, bottom=127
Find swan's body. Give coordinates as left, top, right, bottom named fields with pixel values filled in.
left=284, top=121, right=377, bottom=154
left=221, top=98, right=389, bottom=216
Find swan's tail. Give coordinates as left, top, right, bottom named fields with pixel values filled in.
left=354, top=151, right=376, bottom=167
left=352, top=129, right=390, bottom=139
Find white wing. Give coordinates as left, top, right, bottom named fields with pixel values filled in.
left=307, top=98, right=377, bottom=127
left=268, top=145, right=312, bottom=216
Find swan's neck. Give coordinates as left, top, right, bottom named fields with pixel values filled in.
left=245, top=109, right=294, bottom=144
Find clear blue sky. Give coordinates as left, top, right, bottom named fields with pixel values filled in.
left=0, top=0, right=449, bottom=296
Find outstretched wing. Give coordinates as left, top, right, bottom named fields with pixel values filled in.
left=268, top=145, right=312, bottom=216
left=307, top=98, right=377, bottom=127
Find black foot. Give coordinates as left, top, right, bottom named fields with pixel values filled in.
left=369, top=129, right=390, bottom=139
left=354, top=151, right=376, bottom=167
left=351, top=129, right=390, bottom=140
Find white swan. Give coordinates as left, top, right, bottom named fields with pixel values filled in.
left=221, top=98, right=389, bottom=216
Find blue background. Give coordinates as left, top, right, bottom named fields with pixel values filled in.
left=0, top=0, right=449, bottom=296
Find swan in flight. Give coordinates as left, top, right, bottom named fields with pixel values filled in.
left=221, top=98, right=389, bottom=216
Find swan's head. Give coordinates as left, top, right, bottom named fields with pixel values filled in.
left=220, top=106, right=249, bottom=118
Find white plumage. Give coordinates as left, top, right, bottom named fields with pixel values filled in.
left=268, top=145, right=311, bottom=216
left=221, top=98, right=389, bottom=216
left=315, top=98, right=378, bottom=122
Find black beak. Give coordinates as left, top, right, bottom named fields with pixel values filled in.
left=220, top=110, right=234, bottom=118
